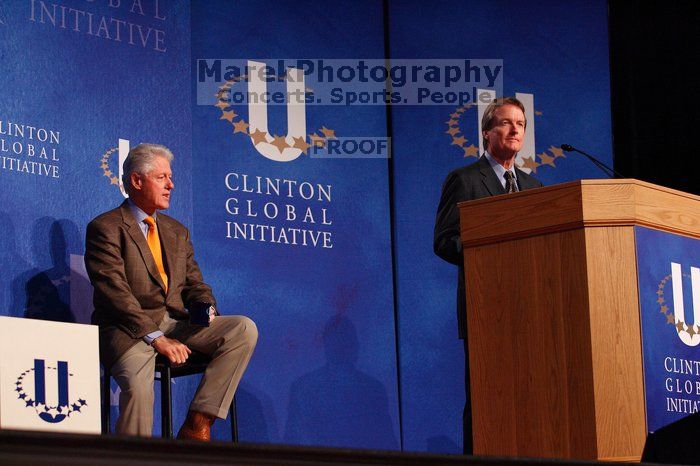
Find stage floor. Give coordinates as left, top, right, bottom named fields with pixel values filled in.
left=0, top=430, right=644, bottom=466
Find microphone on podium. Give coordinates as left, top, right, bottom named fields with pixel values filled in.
left=559, top=144, right=625, bottom=179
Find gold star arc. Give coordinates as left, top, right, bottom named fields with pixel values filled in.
left=549, top=145, right=565, bottom=158
left=233, top=119, right=250, bottom=134
left=444, top=104, right=564, bottom=173
left=292, top=136, right=311, bottom=154
left=451, top=136, right=466, bottom=147
left=220, top=111, right=237, bottom=122
left=249, top=128, right=267, bottom=145
left=463, top=144, right=479, bottom=158
left=656, top=273, right=698, bottom=336
left=520, top=156, right=541, bottom=173
left=100, top=147, right=122, bottom=188
left=270, top=135, right=289, bottom=152
left=309, top=133, right=326, bottom=148
left=213, top=79, right=339, bottom=157
left=320, top=126, right=336, bottom=139
left=538, top=152, right=556, bottom=167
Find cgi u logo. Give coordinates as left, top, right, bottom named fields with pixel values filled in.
left=247, top=60, right=307, bottom=163
left=670, top=262, right=700, bottom=346
left=15, top=359, right=76, bottom=423
left=477, top=90, right=536, bottom=173
left=33, top=359, right=69, bottom=423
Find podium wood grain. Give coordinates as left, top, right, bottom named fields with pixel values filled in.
left=459, top=180, right=699, bottom=461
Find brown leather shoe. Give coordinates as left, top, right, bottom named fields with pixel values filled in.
left=177, top=410, right=215, bottom=441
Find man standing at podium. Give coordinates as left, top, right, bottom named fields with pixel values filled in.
left=433, top=97, right=542, bottom=454
left=85, top=143, right=257, bottom=440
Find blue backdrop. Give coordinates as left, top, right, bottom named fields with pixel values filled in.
left=1, top=0, right=614, bottom=453
left=388, top=0, right=613, bottom=452
left=189, top=0, right=399, bottom=448
left=0, top=0, right=192, bottom=436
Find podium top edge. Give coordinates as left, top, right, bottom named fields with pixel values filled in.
left=458, top=178, right=700, bottom=244
left=457, top=179, right=699, bottom=210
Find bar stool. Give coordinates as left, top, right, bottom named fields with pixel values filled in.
left=101, top=351, right=238, bottom=441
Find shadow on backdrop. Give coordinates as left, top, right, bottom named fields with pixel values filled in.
left=284, top=314, right=398, bottom=449
left=17, top=218, right=87, bottom=323
left=232, top=381, right=279, bottom=443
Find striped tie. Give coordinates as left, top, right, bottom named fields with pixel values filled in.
left=143, top=216, right=168, bottom=291
left=504, top=170, right=518, bottom=193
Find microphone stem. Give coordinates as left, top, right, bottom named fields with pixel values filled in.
left=571, top=148, right=625, bottom=179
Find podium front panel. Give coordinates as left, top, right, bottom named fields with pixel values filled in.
left=635, top=226, right=700, bottom=433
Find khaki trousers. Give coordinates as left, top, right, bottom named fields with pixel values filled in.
left=110, top=314, right=257, bottom=437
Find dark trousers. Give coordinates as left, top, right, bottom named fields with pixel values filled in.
left=463, top=338, right=473, bottom=455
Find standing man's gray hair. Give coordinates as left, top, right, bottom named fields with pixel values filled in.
left=121, top=143, right=174, bottom=195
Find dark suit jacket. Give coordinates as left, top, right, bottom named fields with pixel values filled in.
left=85, top=201, right=215, bottom=368
left=434, top=155, right=543, bottom=338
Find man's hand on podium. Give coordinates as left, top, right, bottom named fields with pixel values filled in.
left=152, top=336, right=192, bottom=365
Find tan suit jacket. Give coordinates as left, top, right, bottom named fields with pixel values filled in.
left=85, top=201, right=215, bottom=368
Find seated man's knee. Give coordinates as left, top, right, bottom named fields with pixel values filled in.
left=247, top=317, right=258, bottom=346
left=223, top=315, right=258, bottom=348
left=238, top=316, right=258, bottom=347
left=215, top=315, right=258, bottom=353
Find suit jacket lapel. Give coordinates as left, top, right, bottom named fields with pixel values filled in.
left=515, top=167, right=540, bottom=190
left=478, top=155, right=506, bottom=196
left=119, top=202, right=168, bottom=292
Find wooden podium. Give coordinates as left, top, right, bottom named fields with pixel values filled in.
left=458, top=179, right=700, bottom=462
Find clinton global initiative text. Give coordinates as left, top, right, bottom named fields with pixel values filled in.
left=224, top=172, right=334, bottom=249
left=226, top=222, right=332, bottom=248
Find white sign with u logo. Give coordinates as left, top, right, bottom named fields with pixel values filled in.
left=0, top=316, right=100, bottom=433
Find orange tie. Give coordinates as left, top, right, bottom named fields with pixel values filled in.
left=143, top=216, right=168, bottom=291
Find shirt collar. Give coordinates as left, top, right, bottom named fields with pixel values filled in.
left=127, top=198, right=156, bottom=225
left=484, top=151, right=518, bottom=181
